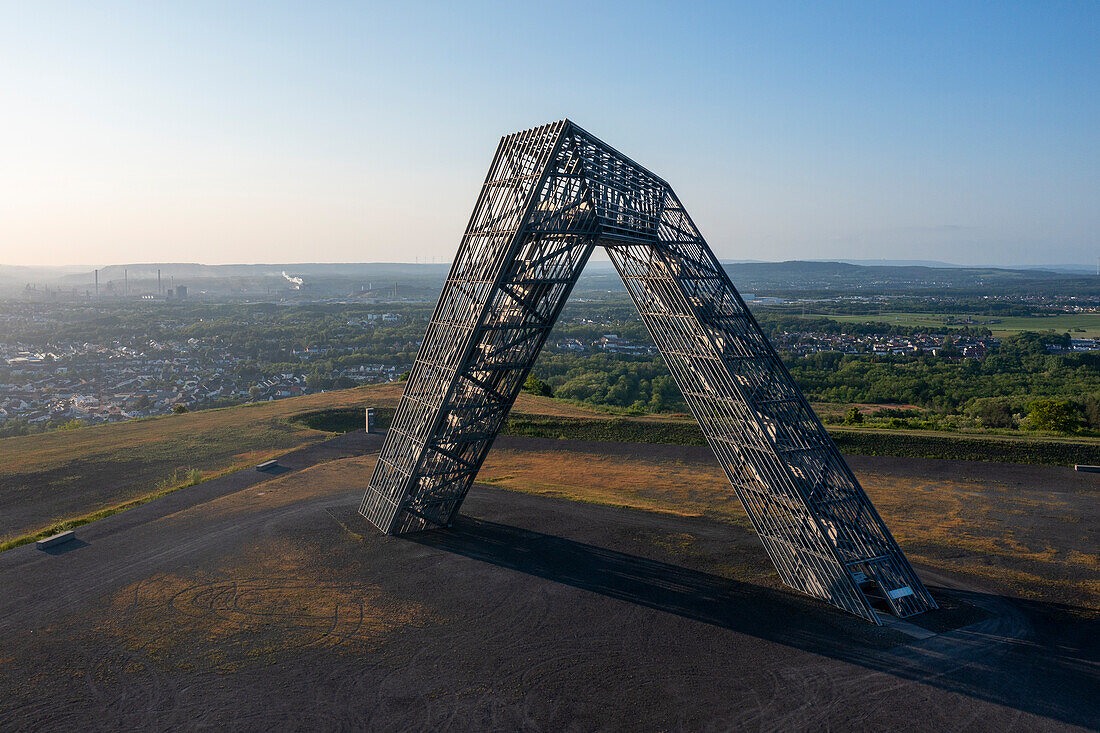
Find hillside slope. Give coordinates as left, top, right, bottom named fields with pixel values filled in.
left=0, top=383, right=601, bottom=545
left=5, top=380, right=1098, bottom=549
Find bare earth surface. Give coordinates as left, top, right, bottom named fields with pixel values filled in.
left=0, top=432, right=1097, bottom=731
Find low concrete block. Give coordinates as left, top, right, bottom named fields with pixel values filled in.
left=36, top=530, right=75, bottom=550
left=1074, top=464, right=1100, bottom=473
left=256, top=459, right=279, bottom=471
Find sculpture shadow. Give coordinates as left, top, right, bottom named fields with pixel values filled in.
left=407, top=515, right=1099, bottom=729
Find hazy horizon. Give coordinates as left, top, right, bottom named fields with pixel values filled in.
left=3, top=256, right=1098, bottom=275
left=1, top=2, right=1096, bottom=268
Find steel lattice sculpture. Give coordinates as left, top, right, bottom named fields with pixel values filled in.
left=360, top=120, right=936, bottom=624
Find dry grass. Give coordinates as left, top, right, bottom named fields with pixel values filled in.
left=479, top=446, right=1100, bottom=612
left=479, top=447, right=750, bottom=526
left=859, top=471, right=1100, bottom=610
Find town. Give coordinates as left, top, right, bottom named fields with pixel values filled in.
left=6, top=296, right=1098, bottom=435
left=0, top=337, right=403, bottom=429
left=0, top=303, right=415, bottom=433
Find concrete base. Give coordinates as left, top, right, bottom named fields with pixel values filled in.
left=36, top=530, right=75, bottom=550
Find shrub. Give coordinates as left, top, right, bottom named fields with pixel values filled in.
left=977, top=399, right=1015, bottom=429
left=523, top=376, right=553, bottom=397
left=871, top=407, right=921, bottom=419
left=1083, top=395, right=1100, bottom=430
left=1026, top=399, right=1079, bottom=433
left=843, top=406, right=864, bottom=425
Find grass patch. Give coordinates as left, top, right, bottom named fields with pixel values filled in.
left=293, top=407, right=394, bottom=434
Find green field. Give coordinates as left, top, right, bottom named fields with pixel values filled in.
left=814, top=311, right=1100, bottom=336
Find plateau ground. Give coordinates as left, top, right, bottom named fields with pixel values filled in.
left=0, top=428, right=1095, bottom=730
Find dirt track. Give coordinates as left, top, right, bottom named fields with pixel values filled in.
left=0, top=433, right=1097, bottom=731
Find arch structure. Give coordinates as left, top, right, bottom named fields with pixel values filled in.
left=360, top=120, right=936, bottom=624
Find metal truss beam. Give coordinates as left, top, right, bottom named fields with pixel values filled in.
left=359, top=120, right=936, bottom=624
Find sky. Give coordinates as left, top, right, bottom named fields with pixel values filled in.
left=0, top=1, right=1097, bottom=268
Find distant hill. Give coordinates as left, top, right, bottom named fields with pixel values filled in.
left=2, top=259, right=1096, bottom=298
left=0, top=264, right=95, bottom=282
left=829, top=259, right=1095, bottom=274
left=718, top=258, right=1096, bottom=274
left=719, top=260, right=1096, bottom=295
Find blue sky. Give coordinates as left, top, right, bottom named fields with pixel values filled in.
left=0, top=1, right=1096, bottom=266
